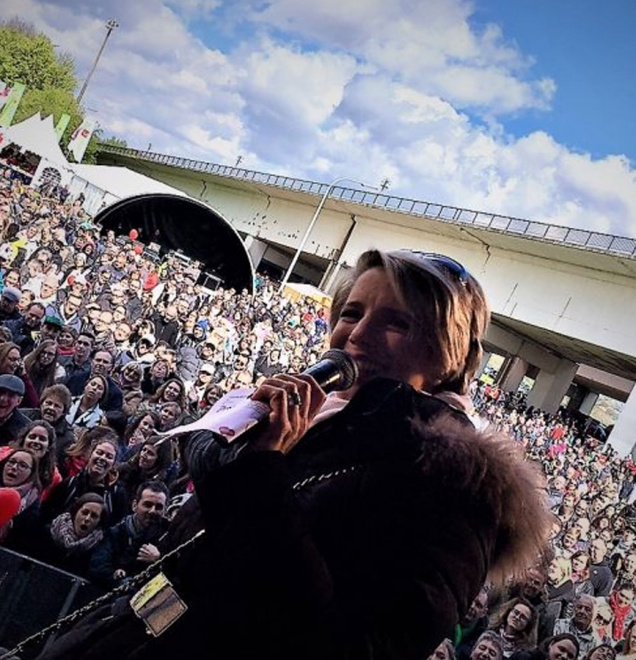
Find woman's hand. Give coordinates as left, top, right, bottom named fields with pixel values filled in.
left=248, top=374, right=326, bottom=454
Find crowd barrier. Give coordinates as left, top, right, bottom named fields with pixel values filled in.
left=0, top=547, right=103, bottom=657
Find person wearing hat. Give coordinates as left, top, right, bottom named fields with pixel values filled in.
left=0, top=286, right=22, bottom=322
left=0, top=373, right=29, bottom=446
left=40, top=315, right=64, bottom=343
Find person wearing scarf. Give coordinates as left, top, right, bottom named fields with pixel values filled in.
left=610, top=583, right=636, bottom=642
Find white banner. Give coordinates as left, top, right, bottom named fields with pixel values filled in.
left=67, top=117, right=97, bottom=163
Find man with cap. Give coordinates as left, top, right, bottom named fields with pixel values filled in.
left=40, top=315, right=64, bottom=343
left=0, top=374, right=29, bottom=446
left=0, top=287, right=23, bottom=322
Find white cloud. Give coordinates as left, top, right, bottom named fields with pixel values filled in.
left=2, top=0, right=635, bottom=237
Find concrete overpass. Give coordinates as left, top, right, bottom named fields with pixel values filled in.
left=97, top=145, right=636, bottom=456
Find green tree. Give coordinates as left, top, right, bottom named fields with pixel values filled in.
left=0, top=19, right=77, bottom=93
left=0, top=19, right=123, bottom=163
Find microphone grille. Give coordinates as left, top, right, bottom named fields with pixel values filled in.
left=320, top=349, right=358, bottom=390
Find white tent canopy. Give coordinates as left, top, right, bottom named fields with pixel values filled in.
left=2, top=113, right=68, bottom=165
left=70, top=164, right=187, bottom=200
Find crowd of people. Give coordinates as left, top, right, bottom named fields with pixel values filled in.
left=0, top=161, right=634, bottom=659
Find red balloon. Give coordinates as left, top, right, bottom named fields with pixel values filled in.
left=0, top=488, right=21, bottom=527
left=129, top=229, right=139, bottom=240
left=133, top=245, right=143, bottom=255
left=67, top=275, right=75, bottom=286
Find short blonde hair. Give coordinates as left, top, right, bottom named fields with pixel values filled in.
left=331, top=249, right=490, bottom=394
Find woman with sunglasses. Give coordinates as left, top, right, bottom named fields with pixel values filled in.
left=37, top=249, right=551, bottom=660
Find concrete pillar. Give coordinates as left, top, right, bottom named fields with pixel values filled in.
left=608, top=386, right=636, bottom=458
left=243, top=236, right=267, bottom=269
left=526, top=358, right=578, bottom=414
left=579, top=391, right=600, bottom=416
left=499, top=356, right=528, bottom=392
left=477, top=351, right=492, bottom=378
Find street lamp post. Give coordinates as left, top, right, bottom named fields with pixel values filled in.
left=77, top=18, right=119, bottom=105
left=279, top=177, right=375, bottom=290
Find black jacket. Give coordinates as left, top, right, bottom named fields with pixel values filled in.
left=63, top=371, right=123, bottom=412
left=34, top=378, right=550, bottom=660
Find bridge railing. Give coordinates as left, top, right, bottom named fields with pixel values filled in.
left=98, top=145, right=636, bottom=259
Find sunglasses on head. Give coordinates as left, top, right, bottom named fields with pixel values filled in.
left=399, top=250, right=470, bottom=285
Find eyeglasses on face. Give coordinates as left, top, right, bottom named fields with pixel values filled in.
left=6, top=458, right=32, bottom=471
left=399, top=250, right=470, bottom=285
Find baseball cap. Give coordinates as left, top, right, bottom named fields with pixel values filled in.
left=0, top=374, right=25, bottom=396
left=199, top=362, right=215, bottom=374
left=43, top=315, right=64, bottom=328
left=1, top=287, right=21, bottom=303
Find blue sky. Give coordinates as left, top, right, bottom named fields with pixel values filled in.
left=4, top=0, right=636, bottom=236
left=473, top=0, right=636, bottom=162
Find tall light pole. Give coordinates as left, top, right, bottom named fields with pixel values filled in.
left=280, top=177, right=376, bottom=290
left=77, top=18, right=119, bottom=105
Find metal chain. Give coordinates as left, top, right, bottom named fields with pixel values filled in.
left=0, top=465, right=358, bottom=660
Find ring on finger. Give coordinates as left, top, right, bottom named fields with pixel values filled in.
left=288, top=390, right=302, bottom=407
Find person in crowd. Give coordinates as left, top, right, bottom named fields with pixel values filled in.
left=23, top=339, right=65, bottom=397
left=117, top=437, right=174, bottom=503
left=589, top=539, right=615, bottom=598
left=429, top=639, right=457, bottom=660
left=0, top=373, right=29, bottom=445
left=88, top=480, right=168, bottom=588
left=41, top=433, right=128, bottom=525
left=545, top=557, right=576, bottom=627
left=37, top=492, right=107, bottom=578
left=157, top=401, right=183, bottom=431
left=122, top=411, right=161, bottom=453
left=571, top=551, right=595, bottom=600
left=64, top=349, right=123, bottom=412
left=48, top=290, right=84, bottom=333
left=553, top=595, right=598, bottom=659
left=609, top=582, right=636, bottom=643
left=471, top=632, right=505, bottom=660
left=140, top=357, right=170, bottom=396
left=0, top=447, right=42, bottom=551
left=0, top=341, right=39, bottom=407
left=2, top=301, right=45, bottom=355
left=22, top=383, right=75, bottom=467
left=523, top=634, right=580, bottom=660
left=146, top=377, right=187, bottom=411
left=39, top=315, right=64, bottom=343
left=489, top=598, right=539, bottom=657
left=592, top=599, right=615, bottom=644
left=456, top=588, right=491, bottom=660
left=0, top=420, right=59, bottom=495
left=56, top=325, right=78, bottom=359
left=618, top=621, right=636, bottom=660
left=66, top=374, right=109, bottom=432
left=584, top=646, right=617, bottom=660
left=114, top=361, right=143, bottom=397
left=58, top=330, right=94, bottom=378
left=0, top=286, right=23, bottom=322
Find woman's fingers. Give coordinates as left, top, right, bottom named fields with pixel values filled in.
left=249, top=374, right=326, bottom=453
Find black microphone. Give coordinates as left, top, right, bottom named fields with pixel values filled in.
left=158, top=350, right=358, bottom=447
left=303, top=349, right=358, bottom=393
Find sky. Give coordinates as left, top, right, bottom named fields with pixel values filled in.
left=3, top=0, right=636, bottom=237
